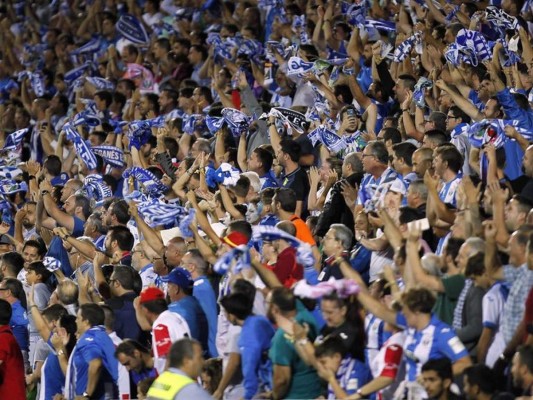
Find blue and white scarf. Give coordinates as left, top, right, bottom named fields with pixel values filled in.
left=86, top=77, right=115, bottom=91
left=262, top=107, right=309, bottom=136
left=43, top=256, right=61, bottom=272
left=365, top=19, right=396, bottom=33
left=136, top=198, right=195, bottom=232
left=182, top=114, right=205, bottom=135
left=393, top=34, right=420, bottom=63
left=485, top=6, right=519, bottom=31
left=205, top=163, right=241, bottom=188
left=18, top=71, right=45, bottom=97
left=64, top=62, right=93, bottom=84
left=213, top=245, right=251, bottom=275
left=206, top=115, right=225, bottom=134
left=0, top=180, right=28, bottom=195
left=116, top=14, right=150, bottom=45
left=0, top=167, right=23, bottom=179
left=123, top=167, right=167, bottom=197
left=82, top=174, right=112, bottom=202
left=70, top=36, right=102, bottom=57
left=2, top=128, right=29, bottom=152
left=444, top=5, right=460, bottom=25
left=252, top=225, right=315, bottom=270
left=91, top=145, right=125, bottom=168
left=467, top=119, right=531, bottom=149
left=308, top=126, right=347, bottom=153
left=413, top=77, right=433, bottom=108
left=221, top=108, right=251, bottom=137
left=496, top=39, right=521, bottom=67
left=64, top=123, right=98, bottom=170
left=447, top=29, right=492, bottom=67
left=286, top=56, right=315, bottom=77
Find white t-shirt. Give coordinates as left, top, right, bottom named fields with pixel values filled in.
left=152, top=310, right=191, bottom=373
left=484, top=282, right=508, bottom=367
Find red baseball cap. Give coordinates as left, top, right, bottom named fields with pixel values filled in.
left=139, top=287, right=165, bottom=304
left=220, top=231, right=249, bottom=248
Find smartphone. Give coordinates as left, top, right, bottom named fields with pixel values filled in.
left=346, top=108, right=357, bottom=118
left=407, top=218, right=430, bottom=232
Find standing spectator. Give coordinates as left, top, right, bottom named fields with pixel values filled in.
left=146, top=338, right=213, bottom=399
left=0, top=279, right=28, bottom=369
left=67, top=304, right=118, bottom=400
left=134, top=287, right=190, bottom=373
left=167, top=267, right=209, bottom=353
left=0, top=298, right=25, bottom=400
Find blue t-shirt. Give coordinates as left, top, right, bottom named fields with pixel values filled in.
left=10, top=300, right=29, bottom=351
left=168, top=296, right=209, bottom=353
left=396, top=313, right=469, bottom=381
left=73, top=215, right=85, bottom=238
left=69, top=326, right=118, bottom=399
left=41, top=336, right=65, bottom=400
left=327, top=356, right=371, bottom=399
left=193, top=276, right=218, bottom=357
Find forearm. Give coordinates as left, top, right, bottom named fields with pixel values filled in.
left=133, top=215, right=164, bottom=254
left=476, top=328, right=493, bottom=364
left=67, top=237, right=97, bottom=259
left=216, top=353, right=241, bottom=394
left=251, top=259, right=282, bottom=289
left=214, top=132, right=226, bottom=168
left=428, top=189, right=455, bottom=224
left=493, top=200, right=510, bottom=246
left=503, top=319, right=526, bottom=358
left=237, top=134, right=248, bottom=172
left=328, top=376, right=349, bottom=399
left=354, top=376, right=394, bottom=399
left=191, top=230, right=218, bottom=265
left=85, top=360, right=102, bottom=395
left=272, top=377, right=290, bottom=400
left=401, top=111, right=424, bottom=142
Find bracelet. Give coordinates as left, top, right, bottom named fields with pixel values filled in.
left=123, top=151, right=131, bottom=155
left=402, top=109, right=409, bottom=112
left=267, top=122, right=275, bottom=127
left=30, top=305, right=38, bottom=310
left=296, top=338, right=309, bottom=346
left=334, top=256, right=345, bottom=265
left=57, top=349, right=65, bottom=356
left=28, top=175, right=36, bottom=180
left=41, top=190, right=50, bottom=196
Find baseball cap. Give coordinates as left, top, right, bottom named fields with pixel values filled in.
left=167, top=267, right=193, bottom=289
left=220, top=231, right=249, bottom=248
left=139, top=287, right=165, bottom=304
left=0, top=234, right=13, bottom=245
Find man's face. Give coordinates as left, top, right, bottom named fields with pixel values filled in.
left=117, top=351, right=143, bottom=372
left=64, top=195, right=77, bottom=216
left=165, top=242, right=183, bottom=267
left=131, top=245, right=143, bottom=270
left=361, top=148, right=377, bottom=173
left=432, top=154, right=446, bottom=178
left=104, top=234, right=115, bottom=256
left=23, top=245, right=41, bottom=267
left=446, top=112, right=461, bottom=132
left=139, top=96, right=151, bottom=116
left=455, top=244, right=471, bottom=273
left=322, top=229, right=340, bottom=257
left=158, top=91, right=172, bottom=110
left=22, top=203, right=36, bottom=228
left=422, top=370, right=447, bottom=399
left=412, top=150, right=431, bottom=178
left=188, top=47, right=201, bottom=65
left=462, top=375, right=477, bottom=400
left=505, top=198, right=525, bottom=232
left=247, top=151, right=262, bottom=173
left=523, top=147, right=533, bottom=177
left=102, top=18, right=115, bottom=37
left=393, top=79, right=407, bottom=103
left=484, top=99, right=500, bottom=119
left=61, top=180, right=78, bottom=202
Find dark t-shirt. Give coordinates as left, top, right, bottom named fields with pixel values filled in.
left=280, top=167, right=310, bottom=219
left=105, top=292, right=141, bottom=341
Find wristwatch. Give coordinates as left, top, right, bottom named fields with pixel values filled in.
left=82, top=392, right=92, bottom=399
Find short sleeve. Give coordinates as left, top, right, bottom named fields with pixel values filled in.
left=268, top=333, right=293, bottom=366
left=153, top=323, right=172, bottom=358
left=435, top=327, right=469, bottom=362
left=441, top=275, right=466, bottom=301
left=81, top=342, right=103, bottom=363
left=482, top=291, right=500, bottom=329
left=395, top=313, right=407, bottom=330
left=380, top=344, right=403, bottom=379
left=227, top=325, right=241, bottom=354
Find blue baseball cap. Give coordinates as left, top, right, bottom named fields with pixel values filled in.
left=167, top=267, right=193, bottom=289
left=51, top=172, right=69, bottom=187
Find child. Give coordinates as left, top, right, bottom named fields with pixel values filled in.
left=137, top=377, right=155, bottom=400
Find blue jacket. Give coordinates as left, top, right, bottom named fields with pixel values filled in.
left=239, top=315, right=275, bottom=399
left=496, top=88, right=533, bottom=131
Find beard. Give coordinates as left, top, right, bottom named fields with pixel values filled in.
left=22, top=220, right=34, bottom=229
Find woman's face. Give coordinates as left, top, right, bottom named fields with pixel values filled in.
left=56, top=320, right=70, bottom=345
left=321, top=299, right=346, bottom=327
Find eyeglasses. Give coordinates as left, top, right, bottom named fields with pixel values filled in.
left=361, top=154, right=375, bottom=159
left=447, top=115, right=458, bottom=120
left=0, top=287, right=8, bottom=291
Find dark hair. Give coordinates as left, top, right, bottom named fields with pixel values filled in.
left=448, top=105, right=471, bottom=125
left=168, top=338, right=201, bottom=368
left=233, top=176, right=250, bottom=198
left=111, top=199, right=130, bottom=225
left=115, top=339, right=151, bottom=358
left=27, top=261, right=52, bottom=282
left=275, top=187, right=296, bottom=213
left=421, top=358, right=453, bottom=382
left=59, top=314, right=77, bottom=356
left=220, top=292, right=253, bottom=320
left=42, top=304, right=67, bottom=322
left=232, top=279, right=256, bottom=304
left=315, top=336, right=347, bottom=359
left=227, top=219, right=252, bottom=241
left=253, top=147, right=274, bottom=172
left=401, top=287, right=436, bottom=314
left=398, top=207, right=422, bottom=225
left=143, top=93, right=160, bottom=115
left=424, top=130, right=448, bottom=146
left=393, top=142, right=417, bottom=167
left=382, top=128, right=402, bottom=145
left=108, top=225, right=135, bottom=252
left=164, top=137, right=179, bottom=158
left=279, top=138, right=301, bottom=162
left=464, top=252, right=485, bottom=278
left=113, top=265, right=135, bottom=290
left=155, top=37, right=171, bottom=52
left=270, top=286, right=296, bottom=313
left=44, top=155, right=62, bottom=176
left=434, top=146, right=463, bottom=174
left=398, top=74, right=416, bottom=91
left=23, top=239, right=47, bottom=257
left=3, top=278, right=24, bottom=302
left=1, top=251, right=25, bottom=275
left=464, top=364, right=496, bottom=394
left=0, top=298, right=12, bottom=325
left=202, top=358, right=223, bottom=394
left=95, top=90, right=113, bottom=107
left=74, top=195, right=93, bottom=220
left=141, top=298, right=168, bottom=315
left=444, top=238, right=465, bottom=262
left=80, top=303, right=105, bottom=327
left=367, top=140, right=389, bottom=164
left=276, top=220, right=296, bottom=236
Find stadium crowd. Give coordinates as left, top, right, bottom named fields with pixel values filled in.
left=0, top=0, right=533, bottom=399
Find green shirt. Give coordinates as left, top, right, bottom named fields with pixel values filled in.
left=432, top=274, right=466, bottom=325
left=268, top=302, right=323, bottom=399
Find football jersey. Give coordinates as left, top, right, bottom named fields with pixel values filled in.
left=152, top=310, right=191, bottom=373
left=370, top=331, right=405, bottom=400
left=484, top=282, right=510, bottom=367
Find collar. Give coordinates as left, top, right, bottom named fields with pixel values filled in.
left=140, top=263, right=154, bottom=274
left=325, top=251, right=350, bottom=265
left=450, top=123, right=468, bottom=138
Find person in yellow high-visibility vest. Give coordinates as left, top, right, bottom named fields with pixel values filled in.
left=147, top=338, right=213, bottom=400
